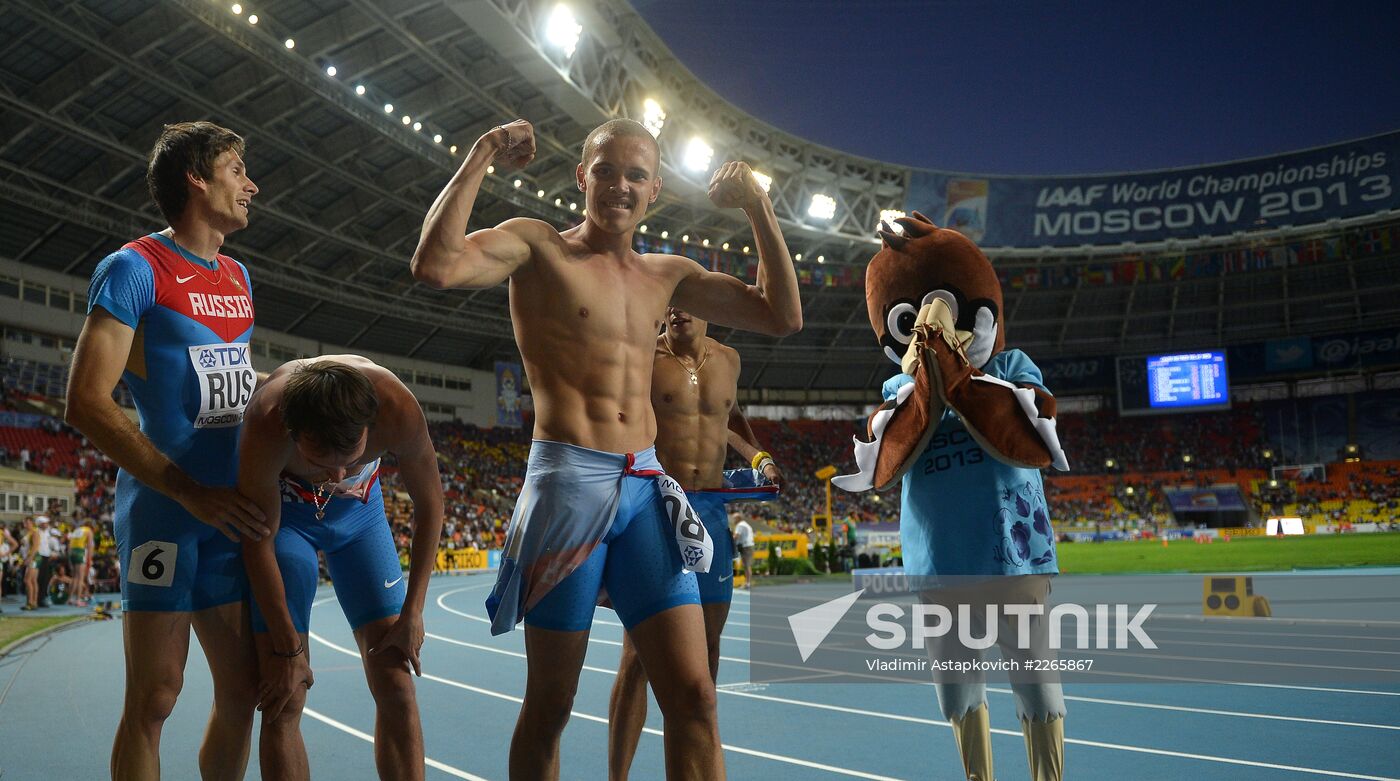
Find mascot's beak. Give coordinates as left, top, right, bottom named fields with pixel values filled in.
left=900, top=299, right=975, bottom=375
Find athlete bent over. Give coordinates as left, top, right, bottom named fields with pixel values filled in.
left=237, top=357, right=443, bottom=781
left=236, top=361, right=442, bottom=781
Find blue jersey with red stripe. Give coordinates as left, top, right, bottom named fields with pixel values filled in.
left=87, top=233, right=256, bottom=491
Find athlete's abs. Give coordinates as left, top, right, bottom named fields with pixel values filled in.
left=651, top=345, right=735, bottom=490
left=510, top=251, right=672, bottom=453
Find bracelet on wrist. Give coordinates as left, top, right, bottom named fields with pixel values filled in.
left=751, top=451, right=773, bottom=470
left=271, top=643, right=304, bottom=658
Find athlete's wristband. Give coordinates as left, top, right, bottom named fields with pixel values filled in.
left=271, top=643, right=304, bottom=659
left=751, top=451, right=774, bottom=470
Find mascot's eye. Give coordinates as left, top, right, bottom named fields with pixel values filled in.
left=886, top=302, right=918, bottom=344
left=921, top=290, right=960, bottom=323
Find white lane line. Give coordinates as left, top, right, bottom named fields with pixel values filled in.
left=1045, top=738, right=1400, bottom=781
left=420, top=629, right=1400, bottom=781
left=1053, top=648, right=1399, bottom=674
left=309, top=627, right=905, bottom=780
left=426, top=591, right=1400, bottom=776
left=1035, top=667, right=1400, bottom=697
left=1151, top=612, right=1400, bottom=628
left=302, top=707, right=489, bottom=781
left=425, top=623, right=1400, bottom=735
left=434, top=586, right=1400, bottom=698
left=1027, top=635, right=1400, bottom=657
left=1130, top=624, right=1400, bottom=643
left=988, top=689, right=1400, bottom=732
left=743, top=608, right=1400, bottom=657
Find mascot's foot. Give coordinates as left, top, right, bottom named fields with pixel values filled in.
left=916, top=301, right=1067, bottom=471
left=950, top=703, right=995, bottom=781
left=1021, top=716, right=1064, bottom=781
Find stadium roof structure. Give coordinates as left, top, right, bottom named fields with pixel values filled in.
left=2, top=0, right=1399, bottom=396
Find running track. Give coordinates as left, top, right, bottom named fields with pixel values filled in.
left=2, top=574, right=1398, bottom=779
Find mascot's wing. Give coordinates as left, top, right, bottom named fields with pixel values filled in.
left=918, top=307, right=1070, bottom=472
left=832, top=365, right=943, bottom=493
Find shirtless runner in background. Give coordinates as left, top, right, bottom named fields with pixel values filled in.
left=607, top=307, right=785, bottom=780
left=411, top=117, right=801, bottom=779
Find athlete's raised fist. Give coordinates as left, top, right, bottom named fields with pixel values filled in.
left=483, top=119, right=536, bottom=170
left=707, top=161, right=767, bottom=211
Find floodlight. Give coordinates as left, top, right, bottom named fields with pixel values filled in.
left=642, top=98, right=666, bottom=137
left=683, top=137, right=713, bottom=173
left=545, top=5, right=582, bottom=57
left=808, top=193, right=836, bottom=220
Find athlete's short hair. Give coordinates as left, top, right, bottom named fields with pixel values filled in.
left=147, top=122, right=245, bottom=223
left=280, top=361, right=378, bottom=454
left=580, top=119, right=659, bottom=169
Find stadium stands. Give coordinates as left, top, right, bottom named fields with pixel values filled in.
left=2, top=364, right=1398, bottom=576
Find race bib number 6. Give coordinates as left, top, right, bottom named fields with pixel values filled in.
left=187, top=342, right=256, bottom=428
left=128, top=540, right=178, bottom=587
left=656, top=475, right=714, bottom=574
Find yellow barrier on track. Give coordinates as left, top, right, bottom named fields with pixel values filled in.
left=1203, top=575, right=1272, bottom=616
left=435, top=548, right=489, bottom=571
left=753, top=533, right=808, bottom=559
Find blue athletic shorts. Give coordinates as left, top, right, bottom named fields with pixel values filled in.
left=524, top=468, right=701, bottom=632
left=688, top=491, right=734, bottom=605
left=250, top=480, right=405, bottom=633
left=116, top=476, right=247, bottom=612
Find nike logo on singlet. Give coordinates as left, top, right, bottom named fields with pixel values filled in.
left=384, top=576, right=404, bottom=589
left=718, top=573, right=733, bottom=582
left=175, top=273, right=196, bottom=283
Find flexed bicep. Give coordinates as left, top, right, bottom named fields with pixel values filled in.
left=672, top=266, right=798, bottom=337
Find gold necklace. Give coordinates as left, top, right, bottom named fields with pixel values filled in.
left=312, top=481, right=334, bottom=520
left=661, top=337, right=710, bottom=388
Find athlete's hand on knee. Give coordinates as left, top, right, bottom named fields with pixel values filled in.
left=369, top=611, right=425, bottom=676
left=483, top=119, right=535, bottom=169
left=258, top=654, right=314, bottom=721
left=178, top=484, right=269, bottom=541
left=708, top=161, right=766, bottom=210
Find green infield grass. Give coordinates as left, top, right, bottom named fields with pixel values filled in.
left=0, top=615, right=83, bottom=651
left=1055, top=531, right=1400, bottom=574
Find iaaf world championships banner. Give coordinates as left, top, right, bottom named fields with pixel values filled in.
left=905, top=132, right=1400, bottom=248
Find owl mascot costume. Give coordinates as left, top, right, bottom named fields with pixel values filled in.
left=834, top=212, right=1071, bottom=781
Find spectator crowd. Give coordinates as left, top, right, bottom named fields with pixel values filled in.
left=5, top=385, right=1400, bottom=598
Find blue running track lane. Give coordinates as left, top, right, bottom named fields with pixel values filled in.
left=2, top=574, right=1398, bottom=779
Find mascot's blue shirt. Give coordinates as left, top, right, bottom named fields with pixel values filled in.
left=882, top=349, right=1059, bottom=579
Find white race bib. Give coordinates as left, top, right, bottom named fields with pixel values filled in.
left=187, top=342, right=256, bottom=428
left=128, top=540, right=178, bottom=588
left=656, top=474, right=714, bottom=574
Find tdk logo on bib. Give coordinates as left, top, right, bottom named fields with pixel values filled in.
left=187, top=343, right=255, bottom=428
